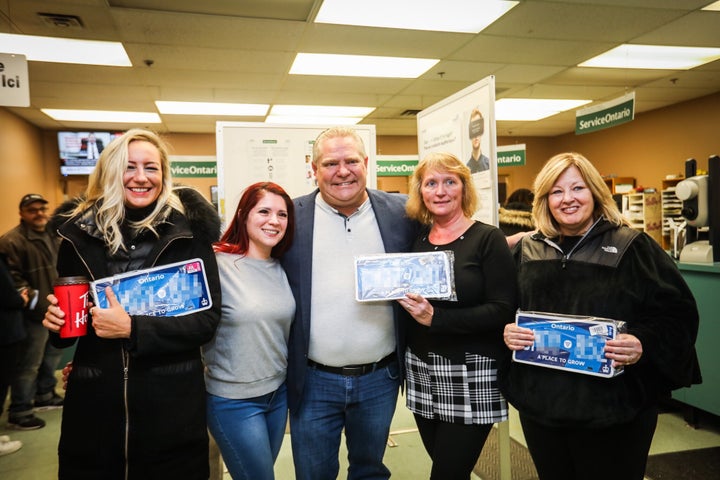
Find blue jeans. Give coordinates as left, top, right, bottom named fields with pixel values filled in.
left=9, top=321, right=60, bottom=418
left=36, top=340, right=62, bottom=400
left=290, top=361, right=400, bottom=480
left=206, top=384, right=288, bottom=480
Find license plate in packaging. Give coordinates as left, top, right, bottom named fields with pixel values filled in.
left=91, top=259, right=212, bottom=316
left=354, top=251, right=456, bottom=302
left=512, top=311, right=626, bottom=378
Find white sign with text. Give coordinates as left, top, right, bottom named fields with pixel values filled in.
left=0, top=53, right=29, bottom=107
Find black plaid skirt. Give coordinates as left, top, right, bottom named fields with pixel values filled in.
left=405, top=348, right=508, bottom=425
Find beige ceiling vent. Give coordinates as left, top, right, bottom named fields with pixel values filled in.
left=400, top=109, right=422, bottom=117
left=37, top=13, right=84, bottom=29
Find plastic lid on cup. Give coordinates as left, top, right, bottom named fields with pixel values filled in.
left=54, top=276, right=89, bottom=286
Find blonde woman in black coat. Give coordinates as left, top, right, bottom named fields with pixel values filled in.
left=43, top=129, right=221, bottom=480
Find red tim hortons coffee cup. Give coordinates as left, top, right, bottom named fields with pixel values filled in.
left=54, top=276, right=90, bottom=338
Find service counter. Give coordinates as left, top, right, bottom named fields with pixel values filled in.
left=673, top=262, right=720, bottom=419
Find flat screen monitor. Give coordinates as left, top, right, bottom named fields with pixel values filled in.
left=58, top=131, right=124, bottom=175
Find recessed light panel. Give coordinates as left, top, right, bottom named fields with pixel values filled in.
left=0, top=33, right=131, bottom=66
left=155, top=101, right=268, bottom=116
left=579, top=44, right=720, bottom=70
left=270, top=105, right=374, bottom=117
left=42, top=109, right=161, bottom=123
left=265, top=116, right=363, bottom=125
left=315, top=0, right=518, bottom=33
left=266, top=105, right=375, bottom=125
left=290, top=53, right=438, bottom=78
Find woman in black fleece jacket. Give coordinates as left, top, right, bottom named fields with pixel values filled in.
left=502, top=152, right=700, bottom=480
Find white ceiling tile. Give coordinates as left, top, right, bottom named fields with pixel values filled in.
left=0, top=0, right=717, bottom=136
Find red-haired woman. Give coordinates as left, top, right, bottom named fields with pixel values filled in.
left=203, top=182, right=296, bottom=480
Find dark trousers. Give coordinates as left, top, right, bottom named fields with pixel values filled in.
left=520, top=406, right=658, bottom=480
left=0, top=341, right=22, bottom=417
left=9, top=321, right=61, bottom=418
left=414, top=414, right=494, bottom=480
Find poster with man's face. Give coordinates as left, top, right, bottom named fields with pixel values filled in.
left=464, top=107, right=490, bottom=174
left=417, top=76, right=497, bottom=225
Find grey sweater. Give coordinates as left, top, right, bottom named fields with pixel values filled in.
left=203, top=252, right=295, bottom=399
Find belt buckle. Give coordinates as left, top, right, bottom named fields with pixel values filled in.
left=341, top=365, right=366, bottom=376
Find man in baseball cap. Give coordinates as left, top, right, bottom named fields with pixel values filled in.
left=18, top=194, right=49, bottom=210
left=17, top=195, right=50, bottom=236
left=0, top=193, right=63, bottom=430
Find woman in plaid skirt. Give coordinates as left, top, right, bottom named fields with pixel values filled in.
left=400, top=152, right=517, bottom=480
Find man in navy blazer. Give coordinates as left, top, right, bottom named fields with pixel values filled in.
left=281, top=127, right=417, bottom=480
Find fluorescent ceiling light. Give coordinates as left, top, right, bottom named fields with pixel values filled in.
left=702, top=1, right=720, bottom=11
left=155, top=101, right=268, bottom=116
left=42, top=109, right=161, bottom=123
left=579, top=44, right=720, bottom=70
left=270, top=105, right=375, bottom=117
left=0, top=33, right=131, bottom=66
left=290, top=53, right=438, bottom=78
left=265, top=115, right=362, bottom=125
left=267, top=105, right=375, bottom=125
left=315, top=0, right=518, bottom=33
left=495, top=99, right=591, bottom=121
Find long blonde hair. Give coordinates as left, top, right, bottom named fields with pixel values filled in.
left=532, top=152, right=627, bottom=238
left=406, top=152, right=478, bottom=225
left=70, top=129, right=183, bottom=254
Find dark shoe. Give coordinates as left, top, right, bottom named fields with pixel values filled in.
left=7, top=414, right=46, bottom=430
left=34, top=393, right=64, bottom=411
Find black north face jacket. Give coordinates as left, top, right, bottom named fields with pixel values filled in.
left=500, top=217, right=701, bottom=428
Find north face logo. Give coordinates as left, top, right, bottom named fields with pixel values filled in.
left=601, top=246, right=618, bottom=254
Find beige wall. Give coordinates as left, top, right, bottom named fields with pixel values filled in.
left=377, top=176, right=411, bottom=194
left=0, top=109, right=51, bottom=233
left=1, top=90, right=718, bottom=233
left=498, top=92, right=720, bottom=194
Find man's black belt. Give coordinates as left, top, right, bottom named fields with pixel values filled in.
left=307, top=353, right=395, bottom=376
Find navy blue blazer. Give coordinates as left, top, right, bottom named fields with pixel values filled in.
left=281, top=189, right=419, bottom=412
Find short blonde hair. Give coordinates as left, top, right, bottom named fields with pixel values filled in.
left=532, top=152, right=627, bottom=238
left=406, top=152, right=478, bottom=225
left=312, top=126, right=366, bottom=165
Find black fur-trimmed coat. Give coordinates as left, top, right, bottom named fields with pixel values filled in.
left=498, top=203, right=534, bottom=236
left=50, top=186, right=221, bottom=480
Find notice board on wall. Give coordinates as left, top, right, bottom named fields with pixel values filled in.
left=216, top=122, right=377, bottom=224
left=416, top=76, right=498, bottom=226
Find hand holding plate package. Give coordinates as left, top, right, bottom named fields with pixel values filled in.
left=354, top=251, right=457, bottom=302
left=512, top=310, right=626, bottom=378
left=91, top=259, right=212, bottom=316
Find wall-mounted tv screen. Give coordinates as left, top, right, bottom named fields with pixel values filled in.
left=59, top=131, right=124, bottom=175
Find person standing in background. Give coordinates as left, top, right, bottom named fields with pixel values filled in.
left=399, top=152, right=517, bottom=479
left=499, top=188, right=535, bottom=237
left=502, top=152, right=701, bottom=480
left=0, top=253, right=28, bottom=456
left=0, top=193, right=63, bottom=431
left=203, top=182, right=296, bottom=480
left=42, top=128, right=222, bottom=479
left=281, top=126, right=418, bottom=480
left=466, top=109, right=490, bottom=174
left=82, top=133, right=104, bottom=160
